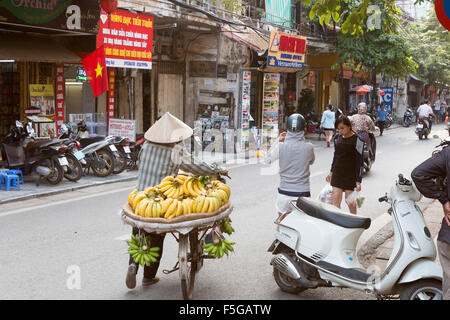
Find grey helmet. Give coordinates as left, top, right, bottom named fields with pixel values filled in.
left=286, top=113, right=306, bottom=132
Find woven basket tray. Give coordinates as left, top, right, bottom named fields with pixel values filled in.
left=123, top=202, right=231, bottom=224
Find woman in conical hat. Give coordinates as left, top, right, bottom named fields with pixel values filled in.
left=125, top=112, right=227, bottom=289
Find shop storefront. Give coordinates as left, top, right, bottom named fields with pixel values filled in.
left=0, top=0, right=100, bottom=138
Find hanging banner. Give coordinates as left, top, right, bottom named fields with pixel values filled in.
left=380, top=87, right=394, bottom=113
left=262, top=73, right=280, bottom=147
left=55, top=65, right=65, bottom=132
left=266, top=31, right=306, bottom=72
left=107, top=67, right=115, bottom=127
left=240, top=71, right=251, bottom=149
left=96, top=9, right=153, bottom=69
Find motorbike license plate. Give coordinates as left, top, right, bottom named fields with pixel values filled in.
left=58, top=157, right=69, bottom=166
left=123, top=146, right=131, bottom=153
left=73, top=150, right=85, bottom=160
left=109, top=145, right=118, bottom=152
left=417, top=124, right=424, bottom=129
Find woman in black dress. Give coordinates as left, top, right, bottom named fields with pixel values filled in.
left=326, top=116, right=364, bottom=214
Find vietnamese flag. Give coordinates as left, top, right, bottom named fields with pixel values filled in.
left=82, top=46, right=109, bottom=97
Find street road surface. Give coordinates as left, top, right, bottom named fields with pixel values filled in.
left=0, top=124, right=447, bottom=300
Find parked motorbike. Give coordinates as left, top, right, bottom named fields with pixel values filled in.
left=128, top=133, right=145, bottom=170
left=384, top=114, right=393, bottom=129
left=403, top=107, right=416, bottom=127
left=305, top=111, right=324, bottom=139
left=415, top=118, right=431, bottom=140
left=111, top=135, right=131, bottom=174
left=58, top=124, right=85, bottom=182
left=363, top=132, right=377, bottom=173
left=268, top=173, right=443, bottom=300
left=0, top=121, right=67, bottom=185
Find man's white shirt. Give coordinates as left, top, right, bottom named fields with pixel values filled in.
left=417, top=104, right=433, bottom=118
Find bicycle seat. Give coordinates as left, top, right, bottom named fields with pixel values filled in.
left=295, top=197, right=371, bottom=230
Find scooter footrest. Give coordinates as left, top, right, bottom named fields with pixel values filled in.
left=317, top=261, right=371, bottom=282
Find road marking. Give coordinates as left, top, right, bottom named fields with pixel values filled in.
left=0, top=186, right=133, bottom=218
left=115, top=234, right=130, bottom=241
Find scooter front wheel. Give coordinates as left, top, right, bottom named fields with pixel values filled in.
left=273, top=268, right=307, bottom=294
left=399, top=279, right=442, bottom=300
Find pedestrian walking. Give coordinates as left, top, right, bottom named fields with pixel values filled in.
left=434, top=100, right=442, bottom=124
left=376, top=103, right=390, bottom=136
left=125, top=112, right=226, bottom=289
left=320, top=104, right=336, bottom=147
left=264, top=113, right=315, bottom=216
left=441, top=102, right=447, bottom=123
left=326, top=116, right=364, bottom=214
left=412, top=146, right=450, bottom=300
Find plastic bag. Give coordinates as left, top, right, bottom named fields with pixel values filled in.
left=318, top=183, right=333, bottom=204
left=346, top=190, right=366, bottom=208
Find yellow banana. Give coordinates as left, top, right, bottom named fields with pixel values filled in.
left=219, top=184, right=231, bottom=198
left=159, top=184, right=172, bottom=192
left=132, top=192, right=147, bottom=210
left=175, top=200, right=184, bottom=217
left=165, top=186, right=177, bottom=198
left=128, top=189, right=138, bottom=205
left=160, top=176, right=174, bottom=184
left=196, top=181, right=207, bottom=194
left=195, top=196, right=204, bottom=213
left=215, top=189, right=229, bottom=205
left=164, top=199, right=178, bottom=218
left=177, top=174, right=188, bottom=182
left=160, top=198, right=173, bottom=215
left=152, top=201, right=158, bottom=218
left=135, top=198, right=148, bottom=216
left=182, top=199, right=190, bottom=214
left=186, top=179, right=197, bottom=196
left=200, top=196, right=210, bottom=213
left=144, top=187, right=156, bottom=194
left=144, top=200, right=154, bottom=218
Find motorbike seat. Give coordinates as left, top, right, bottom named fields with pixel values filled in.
left=78, top=137, right=105, bottom=148
left=295, top=197, right=371, bottom=230
left=24, top=139, right=61, bottom=152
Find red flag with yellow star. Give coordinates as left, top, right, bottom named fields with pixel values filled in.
left=82, top=46, right=109, bottom=97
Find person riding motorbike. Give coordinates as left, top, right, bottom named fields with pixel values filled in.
left=417, top=99, right=436, bottom=132
left=349, top=102, right=376, bottom=159
left=263, top=113, right=315, bottom=216
left=125, top=112, right=227, bottom=289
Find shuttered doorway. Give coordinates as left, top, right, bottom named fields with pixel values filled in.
left=155, top=61, right=185, bottom=121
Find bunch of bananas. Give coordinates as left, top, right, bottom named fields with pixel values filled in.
left=219, top=218, right=235, bottom=235
left=157, top=175, right=188, bottom=199
left=203, top=238, right=235, bottom=259
left=183, top=176, right=207, bottom=197
left=127, top=234, right=160, bottom=266
left=127, top=174, right=232, bottom=220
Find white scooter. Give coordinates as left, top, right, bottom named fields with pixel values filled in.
left=268, top=174, right=443, bottom=300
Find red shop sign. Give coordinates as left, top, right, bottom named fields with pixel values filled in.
left=96, top=9, right=153, bottom=69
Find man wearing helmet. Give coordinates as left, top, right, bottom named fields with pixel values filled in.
left=264, top=114, right=315, bottom=216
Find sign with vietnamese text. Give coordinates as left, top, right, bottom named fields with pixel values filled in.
left=96, top=9, right=153, bottom=69
left=266, top=31, right=306, bottom=72
left=108, top=118, right=136, bottom=142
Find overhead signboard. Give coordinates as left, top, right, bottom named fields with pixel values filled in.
left=0, top=0, right=100, bottom=33
left=266, top=31, right=306, bottom=72
left=96, top=9, right=153, bottom=69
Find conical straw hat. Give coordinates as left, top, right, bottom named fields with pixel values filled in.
left=144, top=112, right=193, bottom=143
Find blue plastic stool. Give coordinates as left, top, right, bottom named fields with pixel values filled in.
left=0, top=173, right=21, bottom=191
left=5, top=169, right=24, bottom=184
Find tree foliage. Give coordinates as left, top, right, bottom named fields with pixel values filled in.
left=406, top=9, right=450, bottom=89
left=302, top=0, right=402, bottom=36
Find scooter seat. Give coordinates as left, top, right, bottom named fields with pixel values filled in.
left=295, top=197, right=371, bottom=229
left=78, top=137, right=105, bottom=148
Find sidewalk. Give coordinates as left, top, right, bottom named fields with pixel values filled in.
left=358, top=199, right=444, bottom=270
left=0, top=170, right=139, bottom=205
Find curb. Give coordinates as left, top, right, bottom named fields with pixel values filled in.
left=0, top=174, right=138, bottom=205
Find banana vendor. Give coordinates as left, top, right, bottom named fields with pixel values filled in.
left=126, top=112, right=227, bottom=289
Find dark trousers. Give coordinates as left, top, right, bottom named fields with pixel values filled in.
left=377, top=120, right=385, bottom=135
left=129, top=227, right=166, bottom=279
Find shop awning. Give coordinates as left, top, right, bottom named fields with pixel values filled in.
left=221, top=24, right=269, bottom=56
left=409, top=73, right=425, bottom=83
left=0, top=34, right=81, bottom=64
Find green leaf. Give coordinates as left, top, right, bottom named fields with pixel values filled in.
left=332, top=12, right=340, bottom=23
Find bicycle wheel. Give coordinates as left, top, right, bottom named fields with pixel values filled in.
left=179, top=231, right=199, bottom=300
